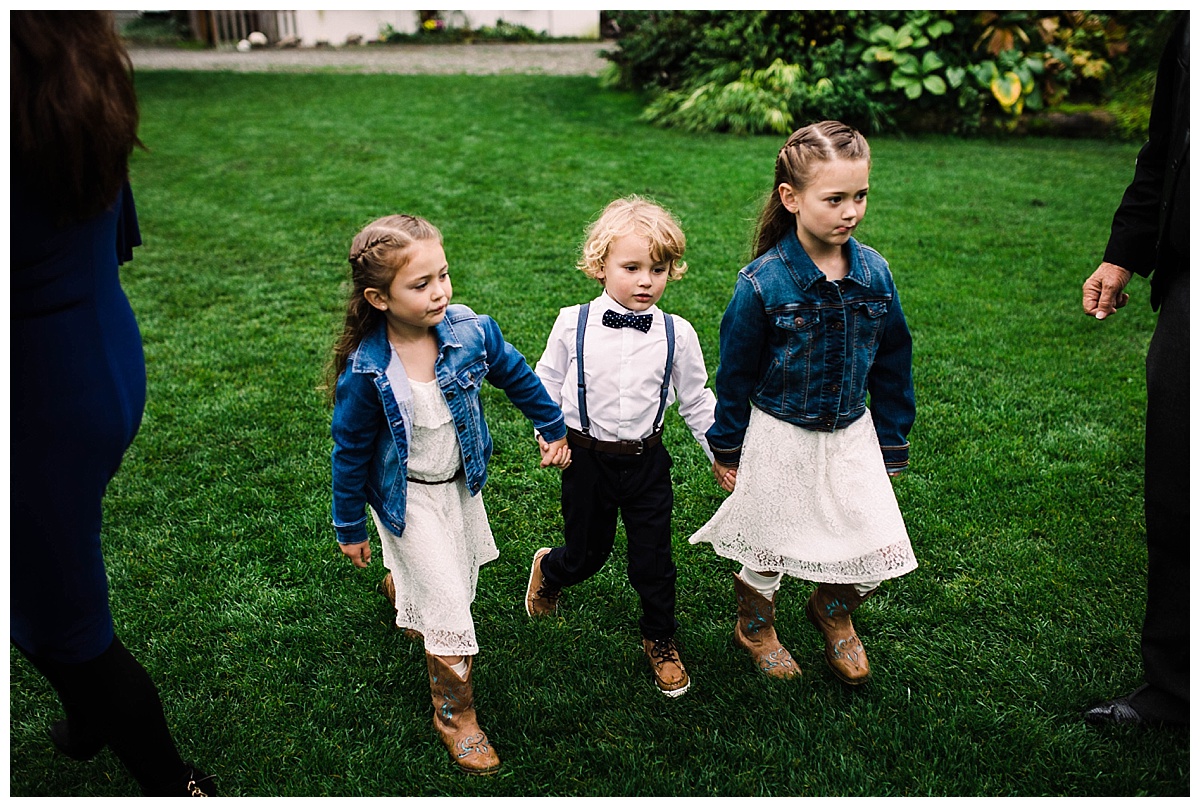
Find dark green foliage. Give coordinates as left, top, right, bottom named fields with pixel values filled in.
left=8, top=71, right=1187, bottom=797
left=606, top=10, right=1176, bottom=137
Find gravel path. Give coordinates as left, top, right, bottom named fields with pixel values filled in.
left=128, top=42, right=609, bottom=76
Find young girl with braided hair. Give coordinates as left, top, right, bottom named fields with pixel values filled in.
left=690, top=121, right=918, bottom=686
left=329, top=214, right=570, bottom=774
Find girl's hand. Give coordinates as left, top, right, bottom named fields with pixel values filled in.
left=340, top=540, right=371, bottom=568
left=538, top=435, right=572, bottom=469
left=713, top=460, right=738, bottom=492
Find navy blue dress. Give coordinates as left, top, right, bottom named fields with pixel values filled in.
left=11, top=178, right=145, bottom=663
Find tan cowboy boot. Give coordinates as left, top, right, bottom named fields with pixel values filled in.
left=805, top=583, right=876, bottom=685
left=380, top=572, right=423, bottom=641
left=732, top=572, right=800, bottom=679
left=426, top=654, right=501, bottom=775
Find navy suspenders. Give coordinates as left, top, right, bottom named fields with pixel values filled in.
left=574, top=301, right=675, bottom=437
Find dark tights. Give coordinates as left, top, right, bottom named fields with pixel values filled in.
left=15, top=635, right=195, bottom=796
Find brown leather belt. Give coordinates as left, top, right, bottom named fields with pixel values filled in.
left=567, top=427, right=662, bottom=456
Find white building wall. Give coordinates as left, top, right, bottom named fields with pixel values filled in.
left=291, top=10, right=599, bottom=47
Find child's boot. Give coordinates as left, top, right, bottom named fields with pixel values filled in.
left=524, top=547, right=561, bottom=617
left=805, top=583, right=876, bottom=685
left=380, top=572, right=423, bottom=641
left=642, top=637, right=691, bottom=697
left=425, top=654, right=501, bottom=775
left=732, top=572, right=800, bottom=679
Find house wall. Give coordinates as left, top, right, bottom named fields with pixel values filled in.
left=291, top=9, right=599, bottom=46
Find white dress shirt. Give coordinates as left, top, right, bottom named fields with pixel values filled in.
left=536, top=291, right=716, bottom=462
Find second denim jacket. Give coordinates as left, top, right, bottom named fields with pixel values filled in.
left=331, top=305, right=566, bottom=545
left=707, top=229, right=915, bottom=472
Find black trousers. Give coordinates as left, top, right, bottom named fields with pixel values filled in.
left=540, top=442, right=678, bottom=640
left=1133, top=268, right=1190, bottom=721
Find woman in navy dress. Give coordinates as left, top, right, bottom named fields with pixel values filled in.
left=11, top=11, right=214, bottom=796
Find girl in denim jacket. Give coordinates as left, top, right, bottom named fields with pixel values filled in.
left=329, top=215, right=570, bottom=774
left=690, top=121, right=917, bottom=686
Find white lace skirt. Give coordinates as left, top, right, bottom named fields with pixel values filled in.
left=689, top=406, right=917, bottom=584
left=371, top=378, right=498, bottom=657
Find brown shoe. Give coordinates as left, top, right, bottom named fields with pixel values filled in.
left=805, top=583, right=875, bottom=685
left=732, top=572, right=801, bottom=679
left=524, top=547, right=560, bottom=617
left=381, top=572, right=423, bottom=641
left=426, top=654, right=501, bottom=775
left=643, top=637, right=691, bottom=698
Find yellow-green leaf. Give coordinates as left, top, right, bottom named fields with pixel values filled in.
left=990, top=72, right=1023, bottom=111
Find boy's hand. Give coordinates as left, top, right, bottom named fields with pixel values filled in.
left=537, top=435, right=572, bottom=469
left=339, top=540, right=371, bottom=568
left=713, top=460, right=737, bottom=492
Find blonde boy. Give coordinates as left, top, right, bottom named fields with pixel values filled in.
left=526, top=196, right=716, bottom=697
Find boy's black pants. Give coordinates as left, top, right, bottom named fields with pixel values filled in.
left=540, top=441, right=678, bottom=640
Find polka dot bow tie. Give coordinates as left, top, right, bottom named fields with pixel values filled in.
left=602, top=309, right=653, bottom=333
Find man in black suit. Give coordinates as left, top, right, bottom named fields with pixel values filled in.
left=1080, top=11, right=1188, bottom=728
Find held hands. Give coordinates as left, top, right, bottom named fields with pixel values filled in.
left=537, top=435, right=572, bottom=469
left=712, top=460, right=738, bottom=493
left=1082, top=262, right=1132, bottom=320
left=339, top=540, right=371, bottom=568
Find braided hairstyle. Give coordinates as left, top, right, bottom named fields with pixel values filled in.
left=751, top=120, right=870, bottom=260
left=328, top=215, right=442, bottom=391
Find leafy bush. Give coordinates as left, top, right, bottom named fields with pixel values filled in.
left=605, top=10, right=1175, bottom=137
left=379, top=17, right=549, bottom=45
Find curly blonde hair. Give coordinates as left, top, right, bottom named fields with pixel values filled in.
left=577, top=196, right=689, bottom=283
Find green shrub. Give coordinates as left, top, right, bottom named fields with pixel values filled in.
left=605, top=10, right=1174, bottom=137
left=379, top=18, right=549, bottom=45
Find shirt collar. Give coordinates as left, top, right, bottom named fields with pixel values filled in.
left=597, top=289, right=659, bottom=317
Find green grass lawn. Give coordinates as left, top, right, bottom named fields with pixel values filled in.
left=9, top=71, right=1187, bottom=796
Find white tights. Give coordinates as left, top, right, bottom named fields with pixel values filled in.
left=738, top=566, right=879, bottom=600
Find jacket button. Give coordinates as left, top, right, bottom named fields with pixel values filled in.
left=793, top=316, right=804, bottom=326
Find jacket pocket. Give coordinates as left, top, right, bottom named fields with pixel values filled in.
left=454, top=360, right=489, bottom=391
left=849, top=299, right=888, bottom=347
left=765, top=308, right=819, bottom=412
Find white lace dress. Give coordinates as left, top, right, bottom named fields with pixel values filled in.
left=370, top=378, right=498, bottom=657
left=689, top=406, right=917, bottom=583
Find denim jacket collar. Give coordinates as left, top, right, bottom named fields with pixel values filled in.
left=776, top=228, right=875, bottom=290
left=349, top=315, right=467, bottom=377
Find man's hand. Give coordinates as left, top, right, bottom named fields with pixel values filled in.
left=1082, top=261, right=1133, bottom=320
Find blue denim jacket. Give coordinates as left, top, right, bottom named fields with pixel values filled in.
left=707, top=229, right=915, bottom=472
left=331, top=305, right=566, bottom=545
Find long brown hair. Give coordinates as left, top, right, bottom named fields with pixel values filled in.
left=11, top=11, right=143, bottom=223
left=751, top=120, right=871, bottom=259
left=327, top=215, right=443, bottom=393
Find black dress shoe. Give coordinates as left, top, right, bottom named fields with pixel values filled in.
left=1085, top=684, right=1189, bottom=728
left=143, top=765, right=217, bottom=797
left=48, top=719, right=105, bottom=761
left=1083, top=696, right=1148, bottom=726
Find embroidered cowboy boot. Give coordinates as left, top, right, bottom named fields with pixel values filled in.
left=425, top=653, right=501, bottom=775
left=805, top=583, right=876, bottom=685
left=732, top=572, right=800, bottom=679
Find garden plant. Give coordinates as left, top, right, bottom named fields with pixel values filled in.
left=7, top=68, right=1187, bottom=796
